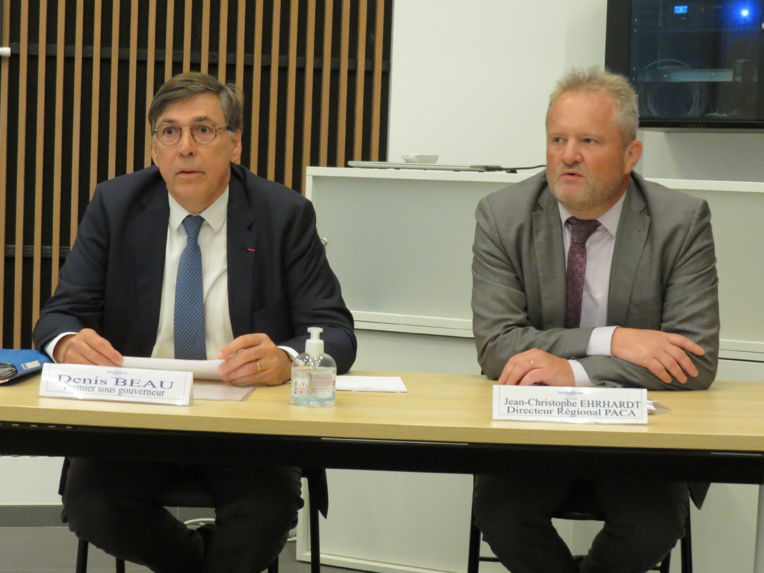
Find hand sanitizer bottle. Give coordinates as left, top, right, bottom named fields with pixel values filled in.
left=291, top=327, right=336, bottom=407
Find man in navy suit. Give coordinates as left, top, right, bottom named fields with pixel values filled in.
left=34, top=72, right=356, bottom=573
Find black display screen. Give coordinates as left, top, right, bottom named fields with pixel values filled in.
left=606, top=0, right=764, bottom=129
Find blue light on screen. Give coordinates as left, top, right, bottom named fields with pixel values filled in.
left=674, top=5, right=689, bottom=14
left=732, top=3, right=755, bottom=21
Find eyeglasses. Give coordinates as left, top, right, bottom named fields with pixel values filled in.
left=0, top=362, right=17, bottom=382
left=153, top=122, right=230, bottom=146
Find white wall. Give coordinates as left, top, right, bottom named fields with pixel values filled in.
left=0, top=458, right=62, bottom=505
left=388, top=0, right=607, bottom=167
left=388, top=0, right=764, bottom=183
left=641, top=130, right=764, bottom=181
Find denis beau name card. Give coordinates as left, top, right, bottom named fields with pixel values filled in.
left=40, top=363, right=193, bottom=406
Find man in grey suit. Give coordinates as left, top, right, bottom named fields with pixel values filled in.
left=471, top=68, right=719, bottom=573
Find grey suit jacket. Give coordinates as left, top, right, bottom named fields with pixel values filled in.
left=472, top=171, right=719, bottom=391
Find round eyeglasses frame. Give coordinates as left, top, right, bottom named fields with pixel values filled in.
left=153, top=122, right=231, bottom=146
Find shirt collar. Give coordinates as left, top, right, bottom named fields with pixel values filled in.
left=169, top=187, right=229, bottom=233
left=557, top=190, right=626, bottom=238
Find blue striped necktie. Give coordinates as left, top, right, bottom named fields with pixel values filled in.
left=174, top=215, right=207, bottom=359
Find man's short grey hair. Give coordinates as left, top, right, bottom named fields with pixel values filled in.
left=148, top=71, right=244, bottom=132
left=547, top=67, right=639, bottom=145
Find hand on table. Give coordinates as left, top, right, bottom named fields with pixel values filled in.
left=54, top=328, right=123, bottom=366
left=217, top=333, right=292, bottom=386
left=498, top=349, right=575, bottom=386
left=611, top=327, right=704, bottom=384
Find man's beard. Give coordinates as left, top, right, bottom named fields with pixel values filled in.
left=547, top=167, right=623, bottom=214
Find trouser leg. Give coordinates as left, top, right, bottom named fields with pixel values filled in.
left=581, top=479, right=689, bottom=573
left=473, top=472, right=579, bottom=573
left=63, top=458, right=205, bottom=573
left=195, top=464, right=303, bottom=573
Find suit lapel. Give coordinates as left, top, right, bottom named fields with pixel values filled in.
left=608, top=180, right=649, bottom=325
left=226, top=173, right=258, bottom=338
left=533, top=189, right=567, bottom=328
left=134, top=177, right=170, bottom=352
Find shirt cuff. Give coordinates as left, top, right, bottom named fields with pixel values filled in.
left=569, top=360, right=595, bottom=387
left=278, top=346, right=298, bottom=361
left=586, top=326, right=618, bottom=356
left=45, top=332, right=77, bottom=363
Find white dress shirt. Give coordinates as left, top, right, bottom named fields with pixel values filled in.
left=151, top=190, right=234, bottom=359
left=558, top=192, right=626, bottom=386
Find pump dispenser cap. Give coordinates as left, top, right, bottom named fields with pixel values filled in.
left=306, top=327, right=324, bottom=357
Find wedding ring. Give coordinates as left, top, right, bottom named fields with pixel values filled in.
left=256, top=360, right=261, bottom=374
left=530, top=360, right=536, bottom=369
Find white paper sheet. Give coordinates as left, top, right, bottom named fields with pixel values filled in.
left=193, top=381, right=254, bottom=401
left=336, top=376, right=407, bottom=393
left=122, top=356, right=223, bottom=380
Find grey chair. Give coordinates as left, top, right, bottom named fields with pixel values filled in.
left=74, top=468, right=327, bottom=573
left=467, top=487, right=692, bottom=573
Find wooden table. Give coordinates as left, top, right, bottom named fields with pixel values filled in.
left=3, top=373, right=764, bottom=569
left=2, top=373, right=764, bottom=472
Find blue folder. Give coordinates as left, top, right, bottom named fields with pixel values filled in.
left=0, top=349, right=52, bottom=384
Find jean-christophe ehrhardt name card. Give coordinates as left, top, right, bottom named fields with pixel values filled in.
left=493, top=385, right=648, bottom=425
left=39, top=363, right=193, bottom=406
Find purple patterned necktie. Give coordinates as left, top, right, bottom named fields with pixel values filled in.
left=565, top=216, right=600, bottom=329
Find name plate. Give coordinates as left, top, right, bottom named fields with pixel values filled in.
left=39, top=363, right=193, bottom=406
left=492, top=385, right=648, bottom=425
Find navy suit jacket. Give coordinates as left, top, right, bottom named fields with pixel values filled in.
left=33, top=164, right=356, bottom=372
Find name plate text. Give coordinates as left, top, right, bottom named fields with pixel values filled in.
left=492, top=385, right=647, bottom=425
left=40, top=363, right=193, bottom=406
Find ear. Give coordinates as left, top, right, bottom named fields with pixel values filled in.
left=230, top=131, right=243, bottom=164
left=624, top=139, right=643, bottom=173
left=151, top=139, right=159, bottom=165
